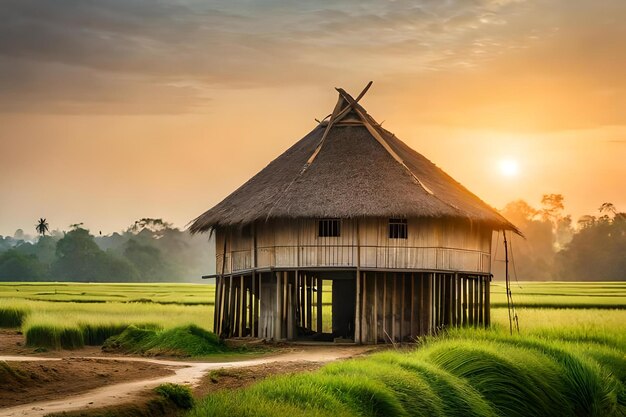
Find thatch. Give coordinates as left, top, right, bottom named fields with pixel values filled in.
left=189, top=85, right=518, bottom=234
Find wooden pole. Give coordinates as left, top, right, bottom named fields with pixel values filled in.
left=383, top=272, right=387, bottom=341
left=361, top=271, right=367, bottom=343
left=374, top=273, right=378, bottom=343
left=287, top=281, right=294, bottom=340
left=306, top=275, right=313, bottom=330
left=410, top=273, right=415, bottom=340
left=454, top=272, right=463, bottom=326
left=238, top=275, right=244, bottom=337
left=228, top=275, right=235, bottom=338
left=252, top=271, right=257, bottom=337
left=317, top=277, right=323, bottom=333
left=392, top=272, right=397, bottom=342
left=275, top=272, right=282, bottom=341
left=485, top=275, right=491, bottom=327
left=355, top=219, right=361, bottom=344
left=478, top=276, right=483, bottom=327
left=401, top=273, right=405, bottom=342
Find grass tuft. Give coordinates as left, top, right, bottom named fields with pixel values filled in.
left=154, top=383, right=195, bottom=409
left=103, top=324, right=224, bottom=356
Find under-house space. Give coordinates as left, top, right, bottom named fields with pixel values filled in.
left=190, top=83, right=518, bottom=344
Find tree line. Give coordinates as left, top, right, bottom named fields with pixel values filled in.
left=0, top=218, right=212, bottom=282
left=494, top=195, right=625, bottom=281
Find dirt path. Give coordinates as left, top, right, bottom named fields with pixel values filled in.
left=0, top=346, right=370, bottom=417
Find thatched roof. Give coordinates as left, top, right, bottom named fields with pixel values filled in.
left=189, top=84, right=518, bottom=234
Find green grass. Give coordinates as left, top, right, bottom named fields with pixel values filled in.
left=189, top=326, right=626, bottom=417
left=154, top=383, right=195, bottom=409
left=25, top=323, right=85, bottom=350
left=0, top=282, right=215, bottom=305
left=0, top=299, right=29, bottom=327
left=103, top=324, right=225, bottom=356
left=490, top=281, right=626, bottom=309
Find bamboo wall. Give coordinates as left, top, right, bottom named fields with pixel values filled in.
left=213, top=270, right=490, bottom=343
left=216, top=218, right=492, bottom=275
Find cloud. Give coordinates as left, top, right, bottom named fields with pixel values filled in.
left=0, top=0, right=624, bottom=130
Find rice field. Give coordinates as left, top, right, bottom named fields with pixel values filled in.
left=1, top=280, right=625, bottom=415
left=1, top=281, right=625, bottom=350
left=490, top=281, right=626, bottom=309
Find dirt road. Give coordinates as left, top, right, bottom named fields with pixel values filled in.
left=0, top=346, right=369, bottom=417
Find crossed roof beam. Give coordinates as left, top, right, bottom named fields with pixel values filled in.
left=302, top=83, right=434, bottom=196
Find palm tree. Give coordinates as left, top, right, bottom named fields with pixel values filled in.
left=36, top=218, right=49, bottom=237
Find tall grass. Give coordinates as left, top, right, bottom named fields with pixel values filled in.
left=189, top=328, right=626, bottom=417
left=103, top=324, right=224, bottom=356
left=0, top=299, right=30, bottom=327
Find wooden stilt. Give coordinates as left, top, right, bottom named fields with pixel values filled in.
left=275, top=272, right=282, bottom=341
left=392, top=272, right=397, bottom=342
left=410, top=273, right=415, bottom=340
left=306, top=276, right=313, bottom=330
left=228, top=275, right=235, bottom=338
left=401, top=273, right=405, bottom=342
left=374, top=273, right=378, bottom=343
left=478, top=276, right=483, bottom=327
left=287, top=280, right=294, bottom=340
left=454, top=273, right=463, bottom=326
left=238, top=275, right=244, bottom=337
left=317, top=277, right=323, bottom=333
left=383, top=272, right=387, bottom=341
left=355, top=270, right=361, bottom=343
left=485, top=276, right=491, bottom=327
left=361, top=272, right=367, bottom=343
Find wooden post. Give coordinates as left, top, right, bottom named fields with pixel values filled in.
left=392, top=272, right=397, bottom=342
left=287, top=281, right=294, bottom=340
left=485, top=275, right=491, bottom=327
left=467, top=277, right=476, bottom=326
left=306, top=275, right=313, bottom=330
left=228, top=275, right=235, bottom=338
left=400, top=273, right=405, bottom=342
left=213, top=277, right=221, bottom=335
left=252, top=271, right=257, bottom=337
left=275, top=272, right=282, bottom=341
left=382, top=272, right=387, bottom=341
left=374, top=273, right=378, bottom=343
left=410, top=273, right=415, bottom=340
left=317, top=277, right=323, bottom=333
left=355, top=219, right=361, bottom=344
left=428, top=272, right=437, bottom=333
left=361, top=271, right=367, bottom=343
left=454, top=272, right=463, bottom=326
left=478, top=276, right=483, bottom=327
left=256, top=273, right=260, bottom=339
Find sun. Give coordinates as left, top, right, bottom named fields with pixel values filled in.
left=498, top=159, right=519, bottom=177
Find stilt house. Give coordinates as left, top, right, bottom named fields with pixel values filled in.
left=190, top=84, right=518, bottom=344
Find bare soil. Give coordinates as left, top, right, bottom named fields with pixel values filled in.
left=0, top=357, right=175, bottom=408
left=194, top=360, right=324, bottom=397
left=0, top=329, right=376, bottom=416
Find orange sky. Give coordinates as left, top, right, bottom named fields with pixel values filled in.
left=1, top=0, right=625, bottom=236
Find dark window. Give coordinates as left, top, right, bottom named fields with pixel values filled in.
left=389, top=218, right=407, bottom=239
left=318, top=219, right=341, bottom=237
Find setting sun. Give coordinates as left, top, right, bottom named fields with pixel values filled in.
left=499, top=159, right=519, bottom=177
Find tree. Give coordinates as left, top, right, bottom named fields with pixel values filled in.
left=497, top=199, right=555, bottom=281
left=52, top=227, right=139, bottom=282
left=540, top=194, right=565, bottom=222
left=36, top=218, right=49, bottom=237
left=599, top=203, right=617, bottom=217
left=557, top=204, right=626, bottom=281
left=0, top=250, right=45, bottom=281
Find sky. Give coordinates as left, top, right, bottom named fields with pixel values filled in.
left=1, top=0, right=625, bottom=236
